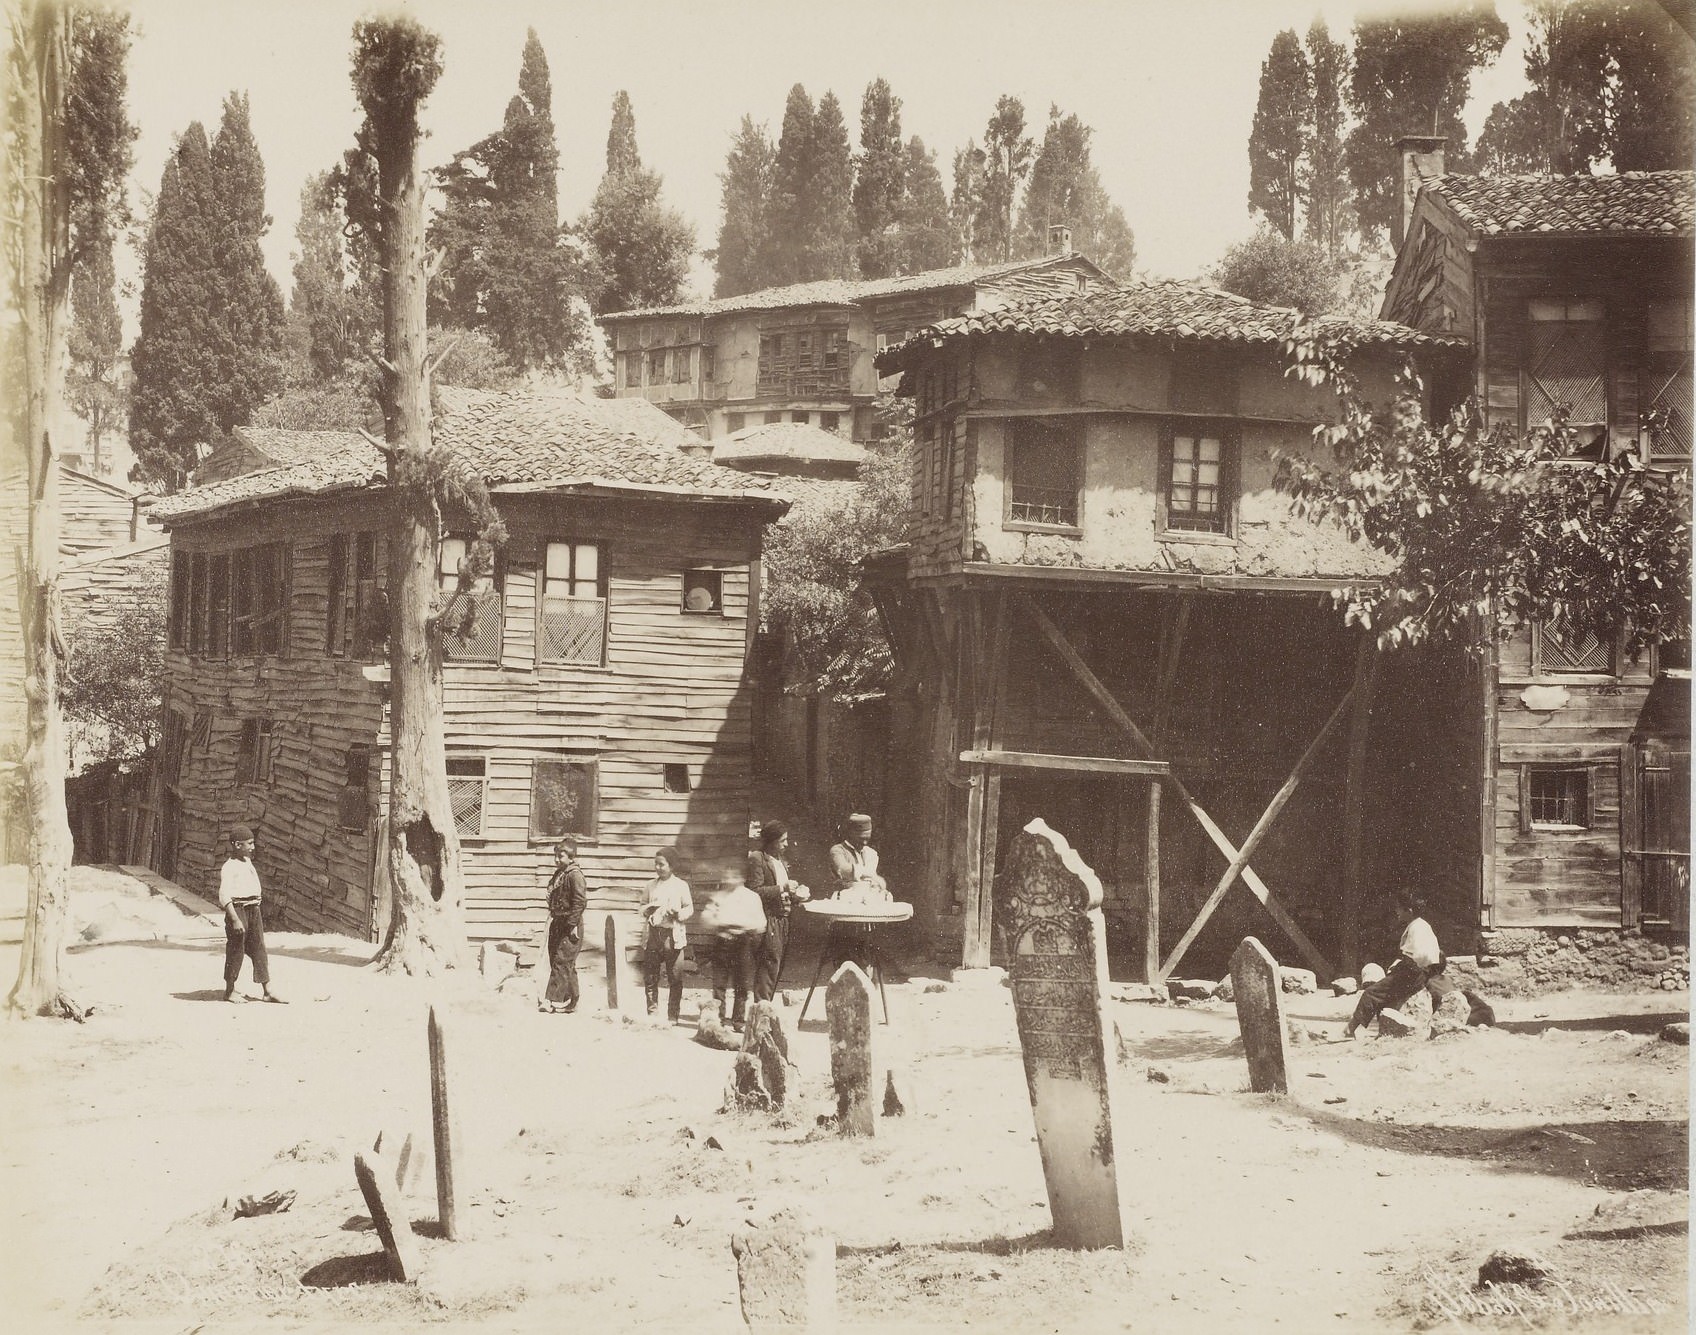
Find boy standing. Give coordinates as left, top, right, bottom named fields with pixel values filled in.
left=542, top=837, right=588, bottom=1013
left=220, top=824, right=283, bottom=1004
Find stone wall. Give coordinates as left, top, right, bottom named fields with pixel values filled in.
left=1449, top=928, right=1690, bottom=997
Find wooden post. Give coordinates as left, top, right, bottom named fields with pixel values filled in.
left=963, top=593, right=1010, bottom=968
left=1340, top=635, right=1379, bottom=974
left=427, top=1004, right=460, bottom=1241
left=1619, top=742, right=1642, bottom=930
left=604, top=913, right=619, bottom=1010
left=1144, top=779, right=1161, bottom=983
left=1016, top=593, right=1334, bottom=980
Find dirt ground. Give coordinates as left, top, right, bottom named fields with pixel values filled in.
left=0, top=866, right=1687, bottom=1333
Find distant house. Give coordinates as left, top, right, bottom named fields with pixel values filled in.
left=870, top=278, right=1470, bottom=978
left=144, top=387, right=788, bottom=945
left=1383, top=146, right=1693, bottom=936
left=598, top=240, right=1110, bottom=443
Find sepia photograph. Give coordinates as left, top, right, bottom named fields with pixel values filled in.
left=0, top=0, right=1690, bottom=1329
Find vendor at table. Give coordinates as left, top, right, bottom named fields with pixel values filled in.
left=827, top=813, right=890, bottom=903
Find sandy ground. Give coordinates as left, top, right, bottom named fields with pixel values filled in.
left=0, top=866, right=1687, bottom=1334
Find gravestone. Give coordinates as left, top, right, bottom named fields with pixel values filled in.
left=827, top=962, right=876, bottom=1136
left=604, top=915, right=619, bottom=1010
left=730, top=1203, right=836, bottom=1332
left=1230, top=936, right=1289, bottom=1094
left=354, top=1148, right=421, bottom=1282
left=428, top=1005, right=461, bottom=1241
left=993, top=818, right=1123, bottom=1250
left=724, top=1001, right=796, bottom=1112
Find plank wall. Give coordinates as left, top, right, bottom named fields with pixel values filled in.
left=59, top=466, right=139, bottom=556
left=161, top=488, right=767, bottom=946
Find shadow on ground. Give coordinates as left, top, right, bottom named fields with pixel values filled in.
left=81, top=938, right=375, bottom=968
left=1293, top=1108, right=1688, bottom=1192
left=299, top=1252, right=393, bottom=1288
left=1494, top=1011, right=1686, bottom=1036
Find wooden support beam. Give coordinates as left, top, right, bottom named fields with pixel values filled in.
left=1339, top=635, right=1380, bottom=973
left=1144, top=779, right=1161, bottom=983
left=958, top=749, right=1171, bottom=777
left=1160, top=684, right=1356, bottom=979
left=1014, top=593, right=1334, bottom=980
left=1150, top=594, right=1194, bottom=745
left=962, top=592, right=1009, bottom=969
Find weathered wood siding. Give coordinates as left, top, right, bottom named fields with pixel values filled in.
left=159, top=488, right=767, bottom=946
left=60, top=465, right=138, bottom=556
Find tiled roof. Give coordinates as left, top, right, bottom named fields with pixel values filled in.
left=1427, top=171, right=1694, bottom=237
left=875, top=280, right=1458, bottom=371
left=713, top=422, right=867, bottom=466
left=597, top=254, right=1106, bottom=321
left=149, top=387, right=785, bottom=524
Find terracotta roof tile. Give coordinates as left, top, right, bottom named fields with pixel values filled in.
left=1428, top=171, right=1694, bottom=237
left=150, top=388, right=784, bottom=524
left=597, top=254, right=1108, bottom=321
left=714, top=422, right=867, bottom=466
left=875, top=279, right=1457, bottom=372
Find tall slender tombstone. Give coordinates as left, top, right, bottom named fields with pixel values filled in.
left=827, top=961, right=876, bottom=1136
left=994, top=818, right=1124, bottom=1250
left=604, top=914, right=620, bottom=1011
left=1230, top=936, right=1290, bottom=1094
left=427, top=1004, right=461, bottom=1241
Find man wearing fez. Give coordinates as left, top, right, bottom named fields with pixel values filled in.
left=828, top=813, right=889, bottom=901
left=220, top=824, right=283, bottom=1004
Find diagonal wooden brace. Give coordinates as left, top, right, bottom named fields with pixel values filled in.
left=1015, top=594, right=1334, bottom=981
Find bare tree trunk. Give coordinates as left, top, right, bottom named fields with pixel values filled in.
left=7, top=3, right=83, bottom=1020
left=367, top=34, right=468, bottom=976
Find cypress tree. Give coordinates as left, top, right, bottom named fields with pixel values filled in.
left=712, top=115, right=775, bottom=297
left=805, top=91, right=856, bottom=281
left=1247, top=30, right=1312, bottom=240
left=287, top=169, right=374, bottom=381
left=1014, top=107, right=1136, bottom=278
left=768, top=84, right=817, bottom=286
left=975, top=96, right=1033, bottom=264
left=853, top=78, right=906, bottom=280
left=129, top=123, right=222, bottom=489
left=65, top=223, right=125, bottom=474
left=1303, top=17, right=1350, bottom=260
left=949, top=139, right=984, bottom=263
left=581, top=92, right=695, bottom=312
left=207, top=92, right=286, bottom=432
left=898, top=136, right=953, bottom=272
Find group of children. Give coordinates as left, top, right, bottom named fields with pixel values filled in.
left=540, top=813, right=889, bottom=1026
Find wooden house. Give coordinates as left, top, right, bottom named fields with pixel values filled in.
left=598, top=243, right=1109, bottom=444
left=867, top=281, right=1474, bottom=980
left=1383, top=152, right=1693, bottom=937
left=143, top=387, right=788, bottom=945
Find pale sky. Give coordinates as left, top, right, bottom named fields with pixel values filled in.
left=118, top=0, right=1533, bottom=310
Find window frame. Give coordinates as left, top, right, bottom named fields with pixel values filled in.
left=438, top=533, right=504, bottom=664
left=671, top=345, right=691, bottom=384
left=169, top=550, right=189, bottom=649
left=1158, top=419, right=1240, bottom=542
left=681, top=568, right=724, bottom=615
left=446, top=753, right=489, bottom=840
left=529, top=755, right=598, bottom=841
left=647, top=347, right=667, bottom=384
left=538, top=539, right=609, bottom=668
left=725, top=411, right=746, bottom=435
left=1521, top=297, right=1609, bottom=457
left=1644, top=296, right=1693, bottom=464
left=1004, top=417, right=1084, bottom=533
left=236, top=718, right=274, bottom=787
left=700, top=343, right=716, bottom=386
left=1532, top=614, right=1617, bottom=679
left=623, top=351, right=640, bottom=389
left=1519, top=763, right=1597, bottom=834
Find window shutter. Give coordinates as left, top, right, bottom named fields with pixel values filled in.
left=1156, top=420, right=1175, bottom=523
left=1518, top=765, right=1532, bottom=836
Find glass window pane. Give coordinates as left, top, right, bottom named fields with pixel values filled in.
left=545, top=542, right=573, bottom=581
left=1197, top=459, right=1219, bottom=487
left=574, top=544, right=598, bottom=584
left=439, top=537, right=466, bottom=587
left=1198, top=436, right=1221, bottom=463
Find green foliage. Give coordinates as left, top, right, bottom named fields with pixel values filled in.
left=250, top=372, right=378, bottom=432
left=62, top=557, right=168, bottom=765
left=1274, top=331, right=1690, bottom=658
left=65, top=220, right=125, bottom=468
left=426, top=29, right=581, bottom=369
left=129, top=122, right=221, bottom=489
left=1247, top=29, right=1313, bottom=241
left=762, top=445, right=912, bottom=695
left=1211, top=228, right=1342, bottom=316
left=1344, top=3, right=1508, bottom=240
left=1478, top=0, right=1694, bottom=175
left=1013, top=105, right=1136, bottom=279
left=1303, top=18, right=1350, bottom=260
left=429, top=326, right=518, bottom=389
left=711, top=115, right=775, bottom=298
left=973, top=96, right=1033, bottom=264
left=580, top=93, right=694, bottom=314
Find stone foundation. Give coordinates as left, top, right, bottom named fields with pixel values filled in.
left=1448, top=928, right=1690, bottom=997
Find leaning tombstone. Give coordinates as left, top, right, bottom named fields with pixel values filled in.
left=993, top=818, right=1124, bottom=1250
left=725, top=1001, right=797, bottom=1112
left=354, top=1148, right=421, bottom=1282
left=827, top=962, right=876, bottom=1136
left=1230, top=936, right=1290, bottom=1094
left=604, top=914, right=620, bottom=1011
left=428, top=1005, right=461, bottom=1241
left=730, top=1202, right=836, bottom=1333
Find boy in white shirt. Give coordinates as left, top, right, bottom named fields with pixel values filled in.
left=220, top=824, right=283, bottom=1004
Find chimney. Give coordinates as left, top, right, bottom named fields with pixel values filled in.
left=1047, top=223, right=1073, bottom=257
left=1393, top=135, right=1447, bottom=252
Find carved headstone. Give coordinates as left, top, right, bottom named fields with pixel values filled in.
left=428, top=1005, right=461, bottom=1241
left=827, top=962, right=876, bottom=1136
left=730, top=1203, right=836, bottom=1332
left=724, top=1001, right=796, bottom=1112
left=1230, top=936, right=1289, bottom=1094
left=354, top=1149, right=421, bottom=1282
left=993, top=818, right=1124, bottom=1250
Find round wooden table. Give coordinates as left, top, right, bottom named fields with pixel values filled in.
left=799, top=898, right=913, bottom=1024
